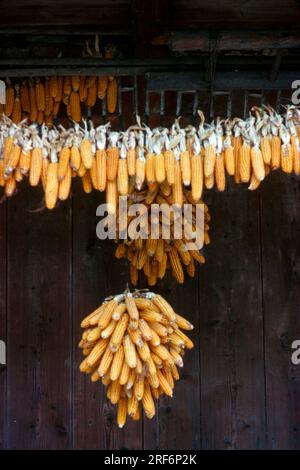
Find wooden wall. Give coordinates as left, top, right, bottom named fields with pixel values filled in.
left=0, top=168, right=299, bottom=450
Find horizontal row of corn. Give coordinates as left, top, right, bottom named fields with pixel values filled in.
left=114, top=188, right=210, bottom=286
left=1, top=75, right=118, bottom=125
left=79, top=289, right=194, bottom=427
left=0, top=105, right=299, bottom=208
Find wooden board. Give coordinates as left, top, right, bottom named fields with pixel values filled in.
left=260, top=172, right=300, bottom=449
left=6, top=182, right=72, bottom=449
left=0, top=200, right=7, bottom=449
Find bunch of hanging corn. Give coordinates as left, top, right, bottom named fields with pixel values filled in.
left=79, top=289, right=194, bottom=427
left=114, top=187, right=210, bottom=286
left=2, top=74, right=118, bottom=126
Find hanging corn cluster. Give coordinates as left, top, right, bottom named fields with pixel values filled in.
left=0, top=105, right=300, bottom=204
left=79, top=289, right=194, bottom=427
left=114, top=188, right=210, bottom=286
left=1, top=74, right=118, bottom=126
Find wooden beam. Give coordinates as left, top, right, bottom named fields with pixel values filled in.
left=155, top=30, right=300, bottom=51
left=146, top=70, right=299, bottom=91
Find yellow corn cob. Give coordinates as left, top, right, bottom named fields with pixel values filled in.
left=44, top=79, right=53, bottom=117
left=71, top=75, right=80, bottom=92
left=106, top=180, right=117, bottom=214
left=109, top=380, right=122, bottom=404
left=41, top=157, right=49, bottom=191
left=81, top=171, right=92, bottom=193
left=145, top=152, right=155, bottom=183
left=49, top=76, right=58, bottom=98
left=117, top=158, right=128, bottom=195
left=186, top=258, right=195, bottom=277
left=204, top=144, right=216, bottom=178
left=58, top=165, right=72, bottom=201
left=29, top=147, right=42, bottom=186
left=86, top=338, right=108, bottom=367
left=139, top=318, right=153, bottom=341
left=106, top=146, right=119, bottom=181
left=142, top=382, right=155, bottom=418
left=168, top=247, right=184, bottom=284
left=260, top=136, right=272, bottom=165
left=0, top=161, right=5, bottom=187
left=134, top=297, right=153, bottom=310
left=96, top=149, right=106, bottom=191
left=98, top=299, right=118, bottom=329
left=126, top=369, right=136, bottom=390
left=291, top=135, right=300, bottom=175
left=119, top=361, right=130, bottom=385
left=233, top=135, right=242, bottom=184
left=128, top=394, right=139, bottom=417
left=70, top=91, right=81, bottom=122
left=5, top=174, right=16, bottom=197
left=86, top=81, right=97, bottom=108
left=180, top=150, right=191, bottom=186
left=152, top=294, right=176, bottom=323
left=271, top=135, right=281, bottom=169
left=190, top=153, right=203, bottom=201
left=173, top=159, right=183, bottom=206
left=124, top=293, right=139, bottom=321
left=114, top=243, right=126, bottom=260
left=79, top=76, right=87, bottom=102
left=157, top=369, right=173, bottom=397
left=175, top=313, right=193, bottom=331
left=110, top=344, right=124, bottom=381
left=90, top=157, right=98, bottom=190
left=164, top=149, right=175, bottom=185
left=107, top=78, right=118, bottom=113
left=150, top=322, right=168, bottom=337
left=117, top=397, right=127, bottom=428
left=55, top=76, right=63, bottom=103
left=215, top=152, right=226, bottom=191
left=111, top=302, right=126, bottom=321
left=281, top=144, right=293, bottom=173
left=110, top=313, right=129, bottom=352
left=128, top=327, right=144, bottom=347
left=45, top=162, right=59, bottom=210
left=5, top=143, right=21, bottom=176
left=5, top=85, right=15, bottom=117
left=98, top=345, right=114, bottom=377
left=248, top=172, right=261, bottom=191
left=127, top=148, right=136, bottom=177
left=137, top=341, right=151, bottom=362
left=135, top=155, right=145, bottom=190
left=175, top=329, right=194, bottom=349
left=97, top=76, right=108, bottom=100
left=251, top=146, right=265, bottom=181
left=123, top=334, right=137, bottom=369
left=70, top=145, right=81, bottom=171
left=224, top=145, right=235, bottom=176
left=154, top=153, right=165, bottom=183
left=140, top=309, right=163, bottom=323
left=63, top=76, right=72, bottom=96
left=81, top=304, right=106, bottom=328
left=239, top=143, right=251, bottom=183
left=58, top=147, right=70, bottom=181
left=80, top=139, right=93, bottom=169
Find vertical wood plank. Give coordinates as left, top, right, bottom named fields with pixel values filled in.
left=261, top=173, right=300, bottom=449
left=156, top=278, right=201, bottom=450
left=6, top=183, right=72, bottom=449
left=72, top=182, right=143, bottom=449
left=199, top=184, right=266, bottom=449
left=0, top=200, right=7, bottom=449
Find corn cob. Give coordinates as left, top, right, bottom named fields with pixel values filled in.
left=239, top=143, right=251, bottom=183
left=45, top=161, right=59, bottom=210
left=215, top=152, right=226, bottom=191
left=107, top=78, right=118, bottom=113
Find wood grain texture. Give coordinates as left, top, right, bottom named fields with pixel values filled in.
left=260, top=172, right=300, bottom=449
left=6, top=182, right=72, bottom=449
left=0, top=199, right=7, bottom=449
left=199, top=183, right=266, bottom=449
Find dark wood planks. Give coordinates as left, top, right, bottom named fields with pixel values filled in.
left=261, top=172, right=300, bottom=449
left=199, top=183, right=266, bottom=449
left=6, top=183, right=72, bottom=449
left=0, top=199, right=7, bottom=449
